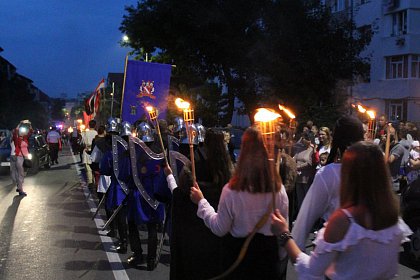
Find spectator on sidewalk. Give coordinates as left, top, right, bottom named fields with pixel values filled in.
left=271, top=141, right=412, bottom=279
left=291, top=115, right=364, bottom=251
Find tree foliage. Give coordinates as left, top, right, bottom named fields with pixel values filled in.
left=120, top=0, right=370, bottom=126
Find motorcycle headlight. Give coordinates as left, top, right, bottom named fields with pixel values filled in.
left=27, top=154, right=33, bottom=160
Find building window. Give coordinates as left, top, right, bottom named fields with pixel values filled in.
left=386, top=55, right=408, bottom=79
left=412, top=55, right=420, bottom=78
left=391, top=10, right=407, bottom=36
left=332, top=0, right=345, bottom=12
left=386, top=99, right=406, bottom=121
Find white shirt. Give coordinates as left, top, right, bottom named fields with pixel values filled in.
left=292, top=163, right=341, bottom=251
left=197, top=183, right=289, bottom=238
left=47, top=130, right=61, bottom=143
left=82, top=130, right=97, bottom=150
left=295, top=210, right=412, bottom=280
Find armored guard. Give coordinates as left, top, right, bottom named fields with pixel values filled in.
left=100, top=119, right=129, bottom=252
left=124, top=122, right=167, bottom=270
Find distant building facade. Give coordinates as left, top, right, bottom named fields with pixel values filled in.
left=323, top=0, right=420, bottom=122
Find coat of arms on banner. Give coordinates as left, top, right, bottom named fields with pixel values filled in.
left=137, top=80, right=156, bottom=99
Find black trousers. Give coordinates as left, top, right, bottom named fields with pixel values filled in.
left=128, top=220, right=158, bottom=260
left=49, top=143, right=59, bottom=162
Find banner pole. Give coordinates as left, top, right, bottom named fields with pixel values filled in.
left=111, top=82, right=115, bottom=118
left=120, top=54, right=129, bottom=120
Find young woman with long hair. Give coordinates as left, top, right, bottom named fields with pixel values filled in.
left=271, top=141, right=412, bottom=279
left=190, top=127, right=289, bottom=279
left=165, top=128, right=234, bottom=279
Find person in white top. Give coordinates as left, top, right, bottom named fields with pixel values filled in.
left=271, top=141, right=412, bottom=280
left=81, top=120, right=98, bottom=187
left=291, top=115, right=365, bottom=251
left=46, top=126, right=61, bottom=164
left=190, top=127, right=289, bottom=280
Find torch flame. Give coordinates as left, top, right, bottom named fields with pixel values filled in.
left=254, top=108, right=281, bottom=122
left=175, top=98, right=190, bottom=110
left=146, top=106, right=154, bottom=112
left=366, top=110, right=376, bottom=120
left=357, top=104, right=367, bottom=113
left=278, top=105, right=296, bottom=119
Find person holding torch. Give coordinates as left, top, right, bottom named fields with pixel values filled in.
left=190, top=126, right=288, bottom=279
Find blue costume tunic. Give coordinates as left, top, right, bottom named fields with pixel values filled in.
left=100, top=150, right=127, bottom=210
left=118, top=152, right=168, bottom=225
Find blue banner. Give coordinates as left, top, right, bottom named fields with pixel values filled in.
left=121, top=60, right=171, bottom=124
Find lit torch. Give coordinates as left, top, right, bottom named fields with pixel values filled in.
left=366, top=110, right=376, bottom=141
left=146, top=105, right=169, bottom=166
left=254, top=108, right=281, bottom=211
left=353, top=103, right=377, bottom=141
left=278, top=104, right=296, bottom=155
left=175, top=98, right=196, bottom=182
left=278, top=104, right=296, bottom=129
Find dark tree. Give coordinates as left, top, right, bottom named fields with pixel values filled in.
left=120, top=0, right=370, bottom=126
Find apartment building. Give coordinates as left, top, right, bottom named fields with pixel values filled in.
left=327, top=0, right=420, bottom=122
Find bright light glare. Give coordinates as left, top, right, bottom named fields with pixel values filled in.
left=146, top=106, right=154, bottom=112
left=27, top=154, right=32, bottom=160
left=366, top=110, right=376, bottom=119
left=175, top=98, right=190, bottom=109
left=357, top=104, right=367, bottom=113
left=278, top=105, right=296, bottom=119
left=254, top=108, right=281, bottom=122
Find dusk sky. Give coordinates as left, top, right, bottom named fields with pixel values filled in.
left=0, top=0, right=138, bottom=98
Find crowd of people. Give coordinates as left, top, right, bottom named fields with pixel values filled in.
left=3, top=112, right=420, bottom=278
left=76, top=113, right=418, bottom=279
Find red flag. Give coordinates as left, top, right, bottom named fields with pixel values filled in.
left=83, top=111, right=92, bottom=125
left=85, top=79, right=105, bottom=117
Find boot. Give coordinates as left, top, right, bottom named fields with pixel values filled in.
left=127, top=253, right=144, bottom=266
left=116, top=241, right=127, bottom=254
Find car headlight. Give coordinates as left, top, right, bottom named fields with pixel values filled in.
left=27, top=154, right=33, bottom=160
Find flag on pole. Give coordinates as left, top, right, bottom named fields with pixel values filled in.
left=85, top=78, right=105, bottom=117
left=83, top=111, right=92, bottom=126
left=121, top=60, right=171, bottom=123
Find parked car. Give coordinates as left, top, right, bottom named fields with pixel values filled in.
left=0, top=129, right=12, bottom=174
left=28, top=133, right=51, bottom=174
left=0, top=131, right=50, bottom=175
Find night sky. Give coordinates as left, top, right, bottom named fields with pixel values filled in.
left=0, top=0, right=137, bottom=98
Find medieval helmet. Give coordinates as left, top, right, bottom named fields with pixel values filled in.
left=180, top=123, right=198, bottom=145
left=106, top=117, right=121, bottom=134
left=195, top=123, right=206, bottom=143
left=173, top=117, right=184, bottom=133
left=136, top=122, right=154, bottom=142
left=120, top=121, right=133, bottom=137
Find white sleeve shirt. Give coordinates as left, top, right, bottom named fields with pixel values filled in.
left=47, top=131, right=61, bottom=143
left=291, top=163, right=341, bottom=251
left=197, top=183, right=289, bottom=238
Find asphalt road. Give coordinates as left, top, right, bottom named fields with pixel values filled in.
left=0, top=145, right=169, bottom=280
left=0, top=145, right=419, bottom=279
